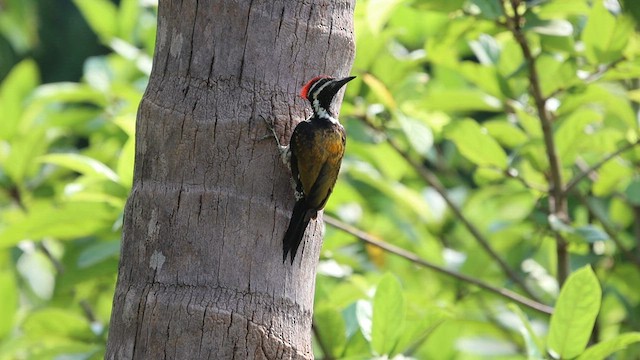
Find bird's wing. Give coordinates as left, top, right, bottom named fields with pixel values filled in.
left=291, top=121, right=324, bottom=196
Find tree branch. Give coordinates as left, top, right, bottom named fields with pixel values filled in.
left=356, top=115, right=539, bottom=300
left=359, top=116, right=536, bottom=299
left=574, top=192, right=640, bottom=268
left=546, top=58, right=626, bottom=100
left=324, top=215, right=553, bottom=315
left=564, top=140, right=640, bottom=194
left=502, top=0, right=570, bottom=285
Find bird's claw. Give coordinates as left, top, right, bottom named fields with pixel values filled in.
left=258, top=115, right=291, bottom=169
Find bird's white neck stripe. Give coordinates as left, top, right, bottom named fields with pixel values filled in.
left=313, top=99, right=339, bottom=124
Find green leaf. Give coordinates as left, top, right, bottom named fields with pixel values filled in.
left=459, top=62, right=505, bottom=98
left=16, top=250, right=55, bottom=300
left=468, top=34, right=500, bottom=65
left=118, top=0, right=141, bottom=42
left=525, top=17, right=574, bottom=37
left=609, top=197, right=633, bottom=228
left=39, top=153, right=119, bottom=182
left=573, top=225, right=610, bottom=244
left=23, top=308, right=94, bottom=341
left=314, top=306, right=347, bottom=358
left=508, top=304, right=544, bottom=360
left=577, top=332, right=640, bottom=360
left=0, top=59, right=39, bottom=139
left=547, top=266, right=602, bottom=359
left=535, top=54, right=577, bottom=98
left=582, top=0, right=634, bottom=64
left=0, top=201, right=116, bottom=248
left=554, top=109, right=601, bottom=165
left=484, top=119, right=529, bottom=149
left=396, top=112, right=433, bottom=157
left=77, top=240, right=121, bottom=268
left=423, top=90, right=502, bottom=112
left=469, top=0, right=502, bottom=20
left=30, top=82, right=107, bottom=107
left=117, top=137, right=135, bottom=188
left=3, top=125, right=48, bottom=183
left=444, top=119, right=508, bottom=169
left=355, top=299, right=373, bottom=342
left=394, top=307, right=450, bottom=354
left=0, top=270, right=18, bottom=338
left=624, top=180, right=640, bottom=205
left=362, top=73, right=396, bottom=109
left=592, top=159, right=633, bottom=196
left=371, top=273, right=405, bottom=355
left=366, top=0, right=405, bottom=34
left=73, top=0, right=118, bottom=41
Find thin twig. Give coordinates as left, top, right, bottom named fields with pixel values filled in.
left=564, top=140, right=640, bottom=194
left=357, top=115, right=539, bottom=300
left=504, top=168, right=548, bottom=192
left=502, top=0, right=570, bottom=285
left=546, top=58, right=626, bottom=100
left=38, top=242, right=65, bottom=275
left=324, top=215, right=554, bottom=315
left=574, top=192, right=640, bottom=267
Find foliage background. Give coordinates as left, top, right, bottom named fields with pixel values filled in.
left=1, top=0, right=640, bottom=359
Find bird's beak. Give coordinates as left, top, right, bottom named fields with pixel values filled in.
left=335, top=76, right=356, bottom=89
left=326, top=76, right=356, bottom=97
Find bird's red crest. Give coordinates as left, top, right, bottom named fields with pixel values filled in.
left=300, top=75, right=330, bottom=99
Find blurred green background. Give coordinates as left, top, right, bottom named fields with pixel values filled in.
left=2, top=0, right=640, bottom=359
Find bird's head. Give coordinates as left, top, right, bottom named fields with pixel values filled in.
left=300, top=75, right=356, bottom=118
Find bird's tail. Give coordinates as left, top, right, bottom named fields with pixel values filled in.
left=283, top=199, right=313, bottom=264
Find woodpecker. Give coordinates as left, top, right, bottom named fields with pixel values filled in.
left=267, top=75, right=355, bottom=264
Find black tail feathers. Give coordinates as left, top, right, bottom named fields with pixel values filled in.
left=282, top=199, right=314, bottom=264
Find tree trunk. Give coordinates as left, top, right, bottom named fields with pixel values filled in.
left=105, top=0, right=355, bottom=359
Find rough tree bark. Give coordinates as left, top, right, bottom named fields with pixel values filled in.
left=105, top=0, right=355, bottom=359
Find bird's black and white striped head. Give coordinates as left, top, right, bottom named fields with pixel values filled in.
left=300, top=75, right=356, bottom=123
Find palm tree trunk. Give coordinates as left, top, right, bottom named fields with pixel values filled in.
left=105, top=0, right=355, bottom=358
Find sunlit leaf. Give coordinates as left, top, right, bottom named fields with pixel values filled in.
left=16, top=250, right=55, bottom=300
left=362, top=73, right=396, bottom=109
left=22, top=307, right=94, bottom=340
left=355, top=299, right=373, bottom=342
left=582, top=0, right=634, bottom=64
left=0, top=59, right=39, bottom=139
left=423, top=90, right=502, bottom=112
left=468, top=34, right=500, bottom=65
left=3, top=125, right=48, bottom=183
left=371, top=273, right=405, bottom=355
left=73, top=0, right=118, bottom=41
left=396, top=112, right=433, bottom=157
left=0, top=201, right=117, bottom=248
left=314, top=306, right=347, bottom=358
left=592, top=159, right=633, bottom=196
left=444, top=119, right=508, bottom=169
left=39, top=153, right=119, bottom=182
left=366, top=0, right=405, bottom=34
left=0, top=270, right=18, bottom=337
left=31, top=82, right=107, bottom=106
left=547, top=266, right=602, bottom=359
left=577, top=332, right=640, bottom=360
left=508, top=304, right=545, bottom=360
left=484, top=119, right=529, bottom=149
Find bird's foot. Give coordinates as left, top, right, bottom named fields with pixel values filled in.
left=259, top=116, right=291, bottom=169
